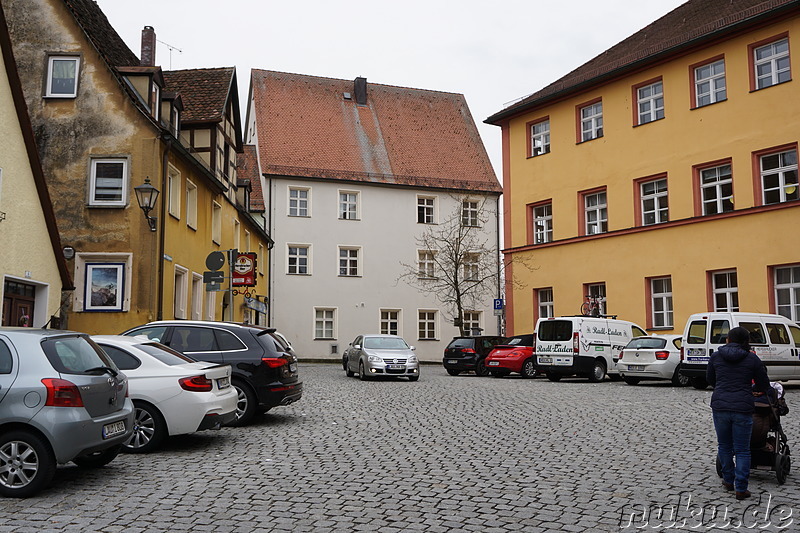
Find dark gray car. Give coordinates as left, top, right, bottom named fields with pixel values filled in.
left=0, top=328, right=134, bottom=498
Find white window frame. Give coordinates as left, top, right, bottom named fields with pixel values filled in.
left=314, top=308, right=336, bottom=340
left=461, top=200, right=479, bottom=227
left=288, top=187, right=310, bottom=217
left=754, top=38, right=791, bottom=90
left=205, top=290, right=217, bottom=321
left=185, top=179, right=197, bottom=229
left=695, top=59, right=726, bottom=107
left=417, top=195, right=436, bottom=224
left=72, top=252, right=133, bottom=313
left=533, top=203, right=553, bottom=244
left=760, top=149, right=799, bottom=205
left=258, top=244, right=265, bottom=276
left=586, top=283, right=607, bottom=316
left=700, top=164, right=733, bottom=215
left=338, top=246, right=361, bottom=277
left=45, top=55, right=80, bottom=98
left=380, top=309, right=401, bottom=336
left=463, top=311, right=481, bottom=335
left=651, top=277, right=673, bottom=328
left=212, top=201, right=222, bottom=244
left=167, top=165, right=181, bottom=219
left=88, top=158, right=128, bottom=207
left=463, top=253, right=480, bottom=282
left=712, top=270, right=739, bottom=312
left=584, top=191, right=608, bottom=235
left=233, top=219, right=241, bottom=251
left=418, top=310, right=437, bottom=340
left=637, top=81, right=664, bottom=124
left=174, top=264, right=189, bottom=319
left=418, top=250, right=436, bottom=279
left=580, top=102, right=603, bottom=142
left=339, top=190, right=359, bottom=220
left=531, top=120, right=550, bottom=156
left=287, top=244, right=311, bottom=275
left=191, top=272, right=203, bottom=320
left=641, top=178, right=669, bottom=225
left=538, top=288, right=554, bottom=319
left=774, top=265, right=800, bottom=321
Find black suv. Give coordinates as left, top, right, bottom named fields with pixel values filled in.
left=122, top=321, right=302, bottom=425
left=442, top=336, right=506, bottom=376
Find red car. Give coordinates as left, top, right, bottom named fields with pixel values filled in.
left=484, top=334, right=537, bottom=378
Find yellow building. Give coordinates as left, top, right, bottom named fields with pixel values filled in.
left=487, top=0, right=800, bottom=335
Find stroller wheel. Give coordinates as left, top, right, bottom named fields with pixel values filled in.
left=775, top=454, right=790, bottom=485
left=715, top=455, right=722, bottom=478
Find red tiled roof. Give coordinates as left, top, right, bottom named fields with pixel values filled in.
left=239, top=145, right=264, bottom=212
left=163, top=67, right=235, bottom=123
left=251, top=70, right=500, bottom=193
left=487, top=0, right=799, bottom=123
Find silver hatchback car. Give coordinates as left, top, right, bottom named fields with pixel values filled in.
left=342, top=334, right=420, bottom=381
left=0, top=328, right=134, bottom=498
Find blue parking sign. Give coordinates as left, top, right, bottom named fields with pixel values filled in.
left=493, top=299, right=504, bottom=310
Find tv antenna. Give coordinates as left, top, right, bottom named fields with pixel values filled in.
left=157, top=39, right=183, bottom=69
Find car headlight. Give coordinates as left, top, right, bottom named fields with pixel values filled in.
left=367, top=354, right=383, bottom=363
left=407, top=355, right=418, bottom=363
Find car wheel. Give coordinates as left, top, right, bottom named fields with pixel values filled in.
left=622, top=376, right=641, bottom=385
left=123, top=402, right=167, bottom=454
left=520, top=359, right=536, bottom=379
left=0, top=430, right=56, bottom=498
left=546, top=372, right=561, bottom=382
left=690, top=377, right=709, bottom=390
left=359, top=361, right=370, bottom=381
left=475, top=359, right=489, bottom=377
left=671, top=368, right=691, bottom=387
left=446, top=369, right=461, bottom=376
left=588, top=360, right=607, bottom=383
left=228, top=380, right=257, bottom=427
left=72, top=445, right=120, bottom=468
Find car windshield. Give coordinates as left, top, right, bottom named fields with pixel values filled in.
left=42, top=335, right=118, bottom=375
left=363, top=337, right=409, bottom=350
left=624, top=338, right=667, bottom=350
left=138, top=343, right=196, bottom=365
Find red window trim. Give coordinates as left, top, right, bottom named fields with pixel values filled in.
left=575, top=97, right=602, bottom=144
left=526, top=199, right=553, bottom=245
left=532, top=286, right=553, bottom=325
left=688, top=54, right=725, bottom=109
left=631, top=76, right=664, bottom=126
left=747, top=32, right=790, bottom=92
left=767, top=262, right=800, bottom=314
left=577, top=186, right=607, bottom=237
left=633, top=173, right=668, bottom=227
left=526, top=116, right=550, bottom=158
left=692, top=157, right=733, bottom=217
left=644, top=275, right=672, bottom=330
left=751, top=142, right=798, bottom=207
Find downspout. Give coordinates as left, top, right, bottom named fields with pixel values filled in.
left=496, top=195, right=502, bottom=336
left=156, top=136, right=172, bottom=320
left=266, top=172, right=273, bottom=326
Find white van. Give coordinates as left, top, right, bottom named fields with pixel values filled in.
left=534, top=316, right=647, bottom=382
left=680, top=312, right=800, bottom=389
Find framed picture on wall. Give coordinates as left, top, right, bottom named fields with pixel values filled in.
left=84, top=263, right=125, bottom=311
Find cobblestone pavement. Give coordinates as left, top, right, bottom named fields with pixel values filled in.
left=1, top=364, right=798, bottom=532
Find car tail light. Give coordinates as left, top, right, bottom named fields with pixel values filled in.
left=461, top=348, right=476, bottom=354
left=42, top=378, right=84, bottom=407
left=655, top=351, right=670, bottom=361
left=262, top=357, right=287, bottom=368
left=618, top=352, right=624, bottom=361
left=532, top=333, right=537, bottom=354
left=179, top=375, right=213, bottom=392
left=680, top=346, right=684, bottom=361
left=573, top=332, right=579, bottom=354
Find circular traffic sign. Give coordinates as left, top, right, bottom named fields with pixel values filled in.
left=206, top=251, right=225, bottom=271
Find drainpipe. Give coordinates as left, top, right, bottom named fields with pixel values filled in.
left=156, top=136, right=171, bottom=320
left=266, top=172, right=273, bottom=326
left=496, top=195, right=502, bottom=336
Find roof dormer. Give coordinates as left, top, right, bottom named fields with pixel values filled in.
left=117, top=65, right=165, bottom=122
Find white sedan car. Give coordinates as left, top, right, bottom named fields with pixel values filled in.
left=92, top=335, right=237, bottom=453
left=616, top=334, right=689, bottom=386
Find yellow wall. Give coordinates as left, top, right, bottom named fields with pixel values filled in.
left=504, top=17, right=800, bottom=334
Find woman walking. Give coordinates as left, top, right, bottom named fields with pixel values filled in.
left=706, top=326, right=770, bottom=500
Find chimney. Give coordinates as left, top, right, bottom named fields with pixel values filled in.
left=140, top=26, right=156, bottom=66
left=354, top=77, right=367, bottom=105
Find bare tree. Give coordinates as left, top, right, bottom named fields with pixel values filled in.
left=398, top=195, right=501, bottom=336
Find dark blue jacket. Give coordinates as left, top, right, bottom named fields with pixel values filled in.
left=706, top=343, right=770, bottom=413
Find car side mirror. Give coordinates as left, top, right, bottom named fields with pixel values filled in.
left=354, top=344, right=361, bottom=350
left=410, top=346, right=416, bottom=351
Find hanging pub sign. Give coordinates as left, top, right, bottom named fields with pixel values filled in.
left=232, top=252, right=257, bottom=287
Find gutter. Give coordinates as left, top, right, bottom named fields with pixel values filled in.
left=156, top=137, right=171, bottom=320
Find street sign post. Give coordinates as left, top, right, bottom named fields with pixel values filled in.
left=203, top=271, right=225, bottom=284
left=493, top=298, right=504, bottom=316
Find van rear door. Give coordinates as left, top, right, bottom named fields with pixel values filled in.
left=536, top=319, right=575, bottom=367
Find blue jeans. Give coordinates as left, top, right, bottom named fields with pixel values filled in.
left=713, top=410, right=753, bottom=492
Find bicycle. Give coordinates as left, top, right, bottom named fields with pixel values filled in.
left=580, top=295, right=603, bottom=317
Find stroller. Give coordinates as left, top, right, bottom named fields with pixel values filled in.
left=716, top=382, right=791, bottom=484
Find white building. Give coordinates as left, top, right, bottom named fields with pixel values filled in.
left=244, top=71, right=502, bottom=361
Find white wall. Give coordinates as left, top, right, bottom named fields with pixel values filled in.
left=267, top=177, right=501, bottom=362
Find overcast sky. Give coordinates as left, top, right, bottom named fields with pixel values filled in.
left=96, top=0, right=687, bottom=178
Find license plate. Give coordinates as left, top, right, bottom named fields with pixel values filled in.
left=447, top=359, right=457, bottom=364
left=289, top=363, right=297, bottom=372
left=387, top=364, right=404, bottom=370
left=488, top=361, right=500, bottom=366
left=538, top=357, right=553, bottom=364
left=102, top=420, right=126, bottom=439
left=627, top=365, right=645, bottom=371
left=217, top=376, right=230, bottom=389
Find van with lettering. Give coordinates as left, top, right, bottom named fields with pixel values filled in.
left=679, top=312, right=800, bottom=389
left=534, top=316, right=647, bottom=382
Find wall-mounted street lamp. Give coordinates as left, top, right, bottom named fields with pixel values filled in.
left=134, top=177, right=160, bottom=232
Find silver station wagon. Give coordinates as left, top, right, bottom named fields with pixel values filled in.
left=342, top=334, right=420, bottom=381
left=0, top=328, right=134, bottom=498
